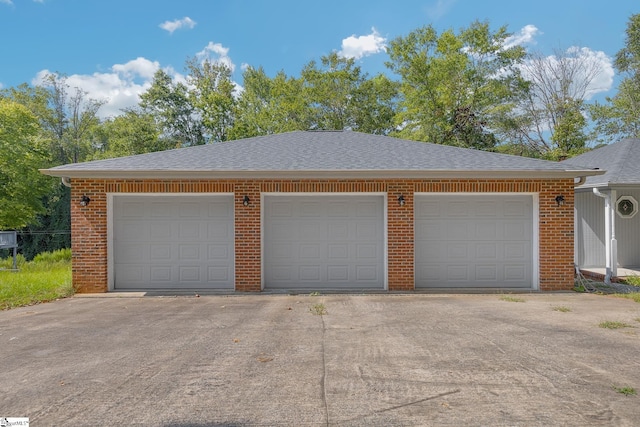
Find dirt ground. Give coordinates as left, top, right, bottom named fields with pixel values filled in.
left=1, top=292, right=639, bottom=426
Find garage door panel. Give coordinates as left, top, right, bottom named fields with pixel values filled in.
left=328, top=244, right=348, bottom=259
left=356, top=265, right=378, bottom=281
left=328, top=222, right=348, bottom=239
left=150, top=202, right=177, bottom=218
left=299, top=266, right=321, bottom=281
left=476, top=243, right=497, bottom=259
left=416, top=195, right=533, bottom=288
left=328, top=265, right=348, bottom=281
left=476, top=265, right=497, bottom=281
left=264, top=195, right=384, bottom=289
left=328, top=202, right=349, bottom=217
left=150, top=265, right=171, bottom=282
left=150, top=244, right=171, bottom=261
left=207, top=244, right=229, bottom=260
left=114, top=196, right=234, bottom=290
left=208, top=266, right=230, bottom=282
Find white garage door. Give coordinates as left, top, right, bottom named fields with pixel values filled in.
left=415, top=194, right=534, bottom=289
left=113, top=195, right=234, bottom=290
left=264, top=195, right=384, bottom=290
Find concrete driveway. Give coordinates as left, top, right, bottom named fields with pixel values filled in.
left=1, top=293, right=639, bottom=426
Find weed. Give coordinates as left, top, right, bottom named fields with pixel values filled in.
left=309, top=291, right=320, bottom=297
left=599, top=321, right=632, bottom=329
left=552, top=305, right=571, bottom=312
left=623, top=275, right=640, bottom=287
left=613, top=386, right=637, bottom=396
left=500, top=295, right=525, bottom=303
left=309, top=303, right=327, bottom=315
left=612, top=293, right=640, bottom=303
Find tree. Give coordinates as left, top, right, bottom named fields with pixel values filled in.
left=38, top=73, right=104, bottom=164
left=186, top=58, right=236, bottom=143
left=0, top=99, right=51, bottom=229
left=386, top=21, right=527, bottom=150
left=230, top=67, right=311, bottom=139
left=140, top=69, right=206, bottom=146
left=92, top=109, right=170, bottom=159
left=301, top=52, right=397, bottom=133
left=496, top=48, right=604, bottom=158
left=590, top=13, right=640, bottom=143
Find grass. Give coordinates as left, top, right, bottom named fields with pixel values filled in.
left=598, top=320, right=632, bottom=329
left=0, top=249, right=73, bottom=310
left=500, top=295, right=525, bottom=303
left=623, top=275, right=640, bottom=287
left=613, top=386, right=637, bottom=396
left=612, top=293, right=640, bottom=303
left=552, top=305, right=572, bottom=312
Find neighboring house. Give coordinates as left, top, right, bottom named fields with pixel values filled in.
left=563, top=139, right=640, bottom=281
left=40, top=130, right=601, bottom=293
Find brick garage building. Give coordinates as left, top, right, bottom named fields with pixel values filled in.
left=41, top=131, right=601, bottom=293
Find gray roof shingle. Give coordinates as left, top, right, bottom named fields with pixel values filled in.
left=563, top=139, right=640, bottom=188
left=41, top=130, right=601, bottom=179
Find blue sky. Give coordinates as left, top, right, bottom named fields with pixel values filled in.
left=0, top=0, right=638, bottom=118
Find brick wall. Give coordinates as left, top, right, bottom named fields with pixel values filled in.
left=70, top=178, right=574, bottom=293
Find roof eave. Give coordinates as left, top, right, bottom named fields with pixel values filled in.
left=40, top=168, right=604, bottom=180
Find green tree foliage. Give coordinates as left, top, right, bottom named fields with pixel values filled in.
left=590, top=13, right=640, bottom=143
left=38, top=73, right=104, bottom=164
left=230, top=67, right=311, bottom=139
left=186, top=58, right=236, bottom=143
left=0, top=99, right=51, bottom=229
left=301, top=52, right=397, bottom=133
left=386, top=21, right=527, bottom=150
left=92, top=109, right=171, bottom=159
left=140, top=69, right=206, bottom=146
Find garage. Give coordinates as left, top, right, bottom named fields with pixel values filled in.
left=263, top=195, right=385, bottom=290
left=415, top=194, right=535, bottom=289
left=112, top=195, right=234, bottom=290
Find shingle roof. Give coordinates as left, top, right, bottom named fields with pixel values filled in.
left=563, top=139, right=640, bottom=188
left=41, top=130, right=601, bottom=179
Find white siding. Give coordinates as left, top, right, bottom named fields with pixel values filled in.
left=575, top=187, right=640, bottom=268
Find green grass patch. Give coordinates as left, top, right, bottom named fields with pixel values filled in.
left=623, top=275, right=640, bottom=287
left=599, top=320, right=632, bottom=329
left=0, top=249, right=73, bottom=310
left=613, top=386, right=637, bottom=396
left=612, top=293, right=640, bottom=303
left=552, top=305, right=571, bottom=312
left=500, top=295, right=525, bottom=303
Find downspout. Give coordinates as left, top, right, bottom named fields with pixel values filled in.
left=610, top=189, right=617, bottom=278
left=575, top=176, right=587, bottom=187
left=592, top=188, right=613, bottom=284
left=61, top=177, right=71, bottom=188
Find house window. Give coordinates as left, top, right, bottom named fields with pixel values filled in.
left=616, top=196, right=638, bottom=219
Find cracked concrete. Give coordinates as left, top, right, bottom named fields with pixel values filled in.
left=1, top=293, right=639, bottom=426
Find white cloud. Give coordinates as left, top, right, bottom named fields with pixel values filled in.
left=32, top=58, right=184, bottom=119
left=196, top=42, right=235, bottom=72
left=28, top=41, right=242, bottom=119
left=159, top=16, right=196, bottom=34
left=504, top=25, right=541, bottom=49
left=426, top=0, right=456, bottom=20
left=338, top=28, right=387, bottom=60
left=0, top=0, right=13, bottom=5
